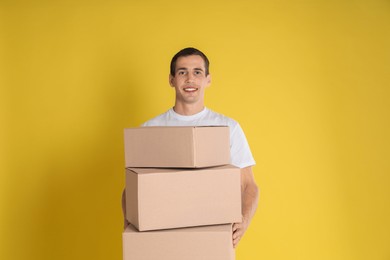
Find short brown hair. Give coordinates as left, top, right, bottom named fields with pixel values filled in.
left=170, top=47, right=210, bottom=76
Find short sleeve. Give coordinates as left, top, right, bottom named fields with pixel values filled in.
left=229, top=123, right=256, bottom=169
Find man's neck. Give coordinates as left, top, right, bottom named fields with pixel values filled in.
left=173, top=103, right=205, bottom=116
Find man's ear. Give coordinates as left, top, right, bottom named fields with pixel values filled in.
left=206, top=74, right=212, bottom=87
left=169, top=74, right=174, bottom=87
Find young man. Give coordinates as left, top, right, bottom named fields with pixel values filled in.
left=122, top=47, right=259, bottom=248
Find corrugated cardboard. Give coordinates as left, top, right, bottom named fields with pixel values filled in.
left=125, top=165, right=242, bottom=231
left=124, top=126, right=230, bottom=168
left=123, top=223, right=235, bottom=260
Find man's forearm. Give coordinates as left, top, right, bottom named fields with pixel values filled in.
left=241, top=179, right=259, bottom=223
left=232, top=166, right=259, bottom=248
left=241, top=166, right=259, bottom=221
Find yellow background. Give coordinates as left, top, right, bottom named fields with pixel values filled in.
left=1, top=0, right=389, bottom=259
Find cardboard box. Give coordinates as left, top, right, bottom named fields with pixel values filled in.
left=124, top=126, right=230, bottom=168
left=125, top=165, right=242, bottom=231
left=123, top=223, right=235, bottom=260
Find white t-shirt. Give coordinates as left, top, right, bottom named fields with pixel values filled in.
left=142, top=107, right=256, bottom=169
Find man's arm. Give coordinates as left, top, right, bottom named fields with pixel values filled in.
left=232, top=166, right=259, bottom=248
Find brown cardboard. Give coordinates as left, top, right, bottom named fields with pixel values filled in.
left=124, top=126, right=231, bottom=168
left=123, top=223, right=235, bottom=260
left=125, top=165, right=242, bottom=231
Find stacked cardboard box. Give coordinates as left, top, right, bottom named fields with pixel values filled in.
left=123, top=126, right=241, bottom=260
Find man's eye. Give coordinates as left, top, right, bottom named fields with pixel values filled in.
left=178, top=71, right=185, bottom=75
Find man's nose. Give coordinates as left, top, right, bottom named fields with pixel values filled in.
left=186, top=73, right=195, bottom=83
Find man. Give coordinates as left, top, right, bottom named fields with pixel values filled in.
left=122, top=47, right=259, bottom=248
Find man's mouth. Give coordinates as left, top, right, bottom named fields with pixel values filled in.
left=183, top=87, right=198, bottom=92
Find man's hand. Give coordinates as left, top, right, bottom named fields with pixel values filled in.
left=232, top=216, right=250, bottom=248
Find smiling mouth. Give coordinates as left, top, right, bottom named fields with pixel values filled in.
left=183, top=87, right=198, bottom=92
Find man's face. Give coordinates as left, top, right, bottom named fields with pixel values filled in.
left=169, top=55, right=211, bottom=106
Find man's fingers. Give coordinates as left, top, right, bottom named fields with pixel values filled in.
left=232, top=228, right=242, bottom=239
left=233, top=236, right=241, bottom=248
left=232, top=216, right=250, bottom=248
left=232, top=222, right=244, bottom=248
left=232, top=222, right=241, bottom=232
left=232, top=223, right=238, bottom=232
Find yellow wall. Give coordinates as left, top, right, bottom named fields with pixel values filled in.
left=1, top=1, right=389, bottom=259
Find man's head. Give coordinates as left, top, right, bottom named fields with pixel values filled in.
left=170, top=47, right=210, bottom=76
left=169, top=47, right=211, bottom=111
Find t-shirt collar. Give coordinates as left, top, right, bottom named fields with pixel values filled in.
left=169, top=107, right=208, bottom=121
